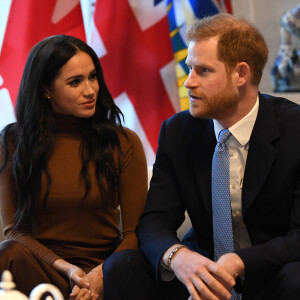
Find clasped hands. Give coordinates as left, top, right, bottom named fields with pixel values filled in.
left=169, top=246, right=244, bottom=300
left=68, top=264, right=104, bottom=300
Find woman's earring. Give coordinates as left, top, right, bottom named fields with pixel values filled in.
left=47, top=96, right=50, bottom=100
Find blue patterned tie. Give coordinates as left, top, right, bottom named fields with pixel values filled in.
left=212, top=129, right=241, bottom=299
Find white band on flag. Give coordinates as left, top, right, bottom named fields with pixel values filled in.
left=0, top=0, right=12, bottom=55
left=52, top=0, right=81, bottom=24
left=114, top=92, right=155, bottom=166
left=0, top=75, right=16, bottom=131
left=87, top=19, right=107, bottom=59
left=128, top=0, right=166, bottom=31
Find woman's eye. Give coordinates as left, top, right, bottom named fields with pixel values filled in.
left=89, top=73, right=97, bottom=80
left=69, top=79, right=80, bottom=86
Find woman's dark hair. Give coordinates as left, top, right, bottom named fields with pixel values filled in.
left=0, top=35, right=125, bottom=232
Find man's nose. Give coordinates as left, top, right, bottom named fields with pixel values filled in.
left=184, top=69, right=198, bottom=89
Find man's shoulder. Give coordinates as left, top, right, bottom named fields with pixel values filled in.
left=159, top=111, right=213, bottom=146
left=167, top=109, right=192, bottom=122
left=260, top=93, right=300, bottom=114
left=260, top=93, right=300, bottom=127
left=165, top=110, right=210, bottom=128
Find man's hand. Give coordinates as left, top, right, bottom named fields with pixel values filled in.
left=217, top=253, right=245, bottom=279
left=166, top=246, right=235, bottom=300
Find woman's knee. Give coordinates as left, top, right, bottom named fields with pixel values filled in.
left=0, top=240, right=40, bottom=275
left=0, top=240, right=28, bottom=261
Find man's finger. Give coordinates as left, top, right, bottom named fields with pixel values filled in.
left=192, top=275, right=225, bottom=300
left=207, top=262, right=235, bottom=287
left=197, top=270, right=232, bottom=299
left=188, top=296, right=202, bottom=300
left=186, top=274, right=222, bottom=300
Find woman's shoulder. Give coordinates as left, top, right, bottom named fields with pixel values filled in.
left=117, top=127, right=147, bottom=168
left=117, top=127, right=145, bottom=156
left=118, top=127, right=142, bottom=146
left=0, top=123, right=18, bottom=151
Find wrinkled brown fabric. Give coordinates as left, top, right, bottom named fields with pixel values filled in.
left=0, top=115, right=147, bottom=296
left=0, top=240, right=70, bottom=298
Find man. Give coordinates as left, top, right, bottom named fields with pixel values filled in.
left=103, top=13, right=300, bottom=300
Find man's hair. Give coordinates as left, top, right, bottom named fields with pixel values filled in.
left=186, top=13, right=268, bottom=86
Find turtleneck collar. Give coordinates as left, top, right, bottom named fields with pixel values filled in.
left=52, top=111, right=85, bottom=134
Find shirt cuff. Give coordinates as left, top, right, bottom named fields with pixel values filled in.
left=159, top=258, right=176, bottom=282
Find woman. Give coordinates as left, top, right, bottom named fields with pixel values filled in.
left=0, top=35, right=147, bottom=299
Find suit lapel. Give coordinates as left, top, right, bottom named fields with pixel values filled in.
left=242, top=94, right=280, bottom=216
left=188, top=94, right=280, bottom=217
left=190, top=119, right=216, bottom=215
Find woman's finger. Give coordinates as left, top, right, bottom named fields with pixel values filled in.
left=69, top=285, right=80, bottom=298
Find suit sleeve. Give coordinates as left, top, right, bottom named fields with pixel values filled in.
left=236, top=174, right=300, bottom=291
left=136, top=120, right=186, bottom=278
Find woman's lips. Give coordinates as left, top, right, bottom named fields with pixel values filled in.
left=82, top=99, right=96, bottom=108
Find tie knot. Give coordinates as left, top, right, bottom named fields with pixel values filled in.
left=218, top=129, right=231, bottom=145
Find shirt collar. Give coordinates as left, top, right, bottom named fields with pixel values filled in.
left=213, top=96, right=259, bottom=147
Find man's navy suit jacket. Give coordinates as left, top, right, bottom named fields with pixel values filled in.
left=137, top=93, right=300, bottom=294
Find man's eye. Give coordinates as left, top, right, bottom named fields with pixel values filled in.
left=200, top=67, right=209, bottom=73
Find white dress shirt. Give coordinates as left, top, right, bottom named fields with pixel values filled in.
left=213, top=96, right=259, bottom=250
left=160, top=97, right=259, bottom=280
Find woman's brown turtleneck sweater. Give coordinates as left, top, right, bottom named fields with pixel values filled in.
left=0, top=113, right=147, bottom=269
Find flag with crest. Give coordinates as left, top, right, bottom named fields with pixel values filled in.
left=0, top=0, right=232, bottom=164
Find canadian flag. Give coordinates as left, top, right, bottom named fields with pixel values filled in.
left=1, top=1, right=232, bottom=166
left=0, top=0, right=86, bottom=130
left=90, top=0, right=180, bottom=165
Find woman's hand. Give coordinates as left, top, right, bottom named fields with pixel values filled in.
left=70, top=264, right=104, bottom=300
left=69, top=286, right=95, bottom=300
left=52, top=259, right=91, bottom=299
left=68, top=265, right=89, bottom=291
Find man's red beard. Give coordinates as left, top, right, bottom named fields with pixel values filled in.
left=189, top=79, right=239, bottom=120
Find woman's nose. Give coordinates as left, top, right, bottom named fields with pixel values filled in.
left=83, top=81, right=95, bottom=97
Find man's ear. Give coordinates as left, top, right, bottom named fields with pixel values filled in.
left=235, top=62, right=250, bottom=87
